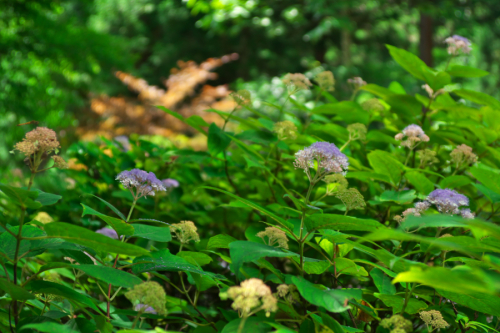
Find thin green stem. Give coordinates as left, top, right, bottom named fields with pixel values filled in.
left=131, top=310, right=144, bottom=329
left=237, top=316, right=248, bottom=333
left=400, top=283, right=417, bottom=315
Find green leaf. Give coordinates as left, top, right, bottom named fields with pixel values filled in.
left=200, top=186, right=292, bottom=231
left=473, top=183, right=500, bottom=203
left=28, top=280, right=100, bottom=311
left=370, top=268, right=396, bottom=295
left=44, top=223, right=149, bottom=257
left=132, top=249, right=223, bottom=279
left=367, top=150, right=404, bottom=186
left=374, top=293, right=427, bottom=314
left=157, top=105, right=207, bottom=135
left=360, top=84, right=394, bottom=98
left=438, top=289, right=500, bottom=317
left=207, top=234, right=237, bottom=250
left=312, top=101, right=369, bottom=124
left=334, top=258, right=368, bottom=277
left=34, top=189, right=62, bottom=206
left=346, top=172, right=392, bottom=184
left=177, top=252, right=212, bottom=266
left=0, top=183, right=41, bottom=209
left=221, top=317, right=270, bottom=333
left=19, top=322, right=75, bottom=333
left=405, top=171, right=434, bottom=194
left=470, top=166, right=500, bottom=195
left=386, top=45, right=428, bottom=81
left=304, top=214, right=385, bottom=233
left=453, top=89, right=500, bottom=109
left=439, top=175, right=471, bottom=189
left=291, top=257, right=330, bottom=275
left=378, top=190, right=416, bottom=204
left=0, top=278, right=35, bottom=300
left=229, top=241, right=298, bottom=275
left=86, top=194, right=127, bottom=221
left=71, top=265, right=142, bottom=288
left=130, top=224, right=171, bottom=242
left=446, top=65, right=489, bottom=78
left=81, top=204, right=134, bottom=236
left=291, top=276, right=362, bottom=313
left=393, top=266, right=496, bottom=295
left=208, top=123, right=231, bottom=156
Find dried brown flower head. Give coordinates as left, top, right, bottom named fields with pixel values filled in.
left=51, top=156, right=68, bottom=169
left=14, top=127, right=60, bottom=157
left=450, top=144, right=477, bottom=167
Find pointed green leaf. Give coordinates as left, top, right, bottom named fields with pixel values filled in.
left=370, top=268, right=396, bottom=295
left=292, top=276, right=362, bottom=313
left=305, top=214, right=385, bottom=233
left=71, top=265, right=142, bottom=288
left=229, top=241, right=298, bottom=275
left=447, top=65, right=489, bottom=78
left=81, top=204, right=134, bottom=236
left=0, top=278, right=35, bottom=300
left=44, top=223, right=149, bottom=257
left=374, top=293, right=427, bottom=314
left=367, top=150, right=404, bottom=186
left=28, top=280, right=100, bottom=311
left=207, top=234, right=237, bottom=250
left=130, top=224, right=171, bottom=242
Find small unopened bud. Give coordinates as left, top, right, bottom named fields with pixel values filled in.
left=450, top=144, right=477, bottom=167
left=125, top=281, right=167, bottom=315
left=315, top=71, right=335, bottom=92
left=324, top=174, right=348, bottom=195
left=230, top=90, right=251, bottom=106
left=335, top=188, right=366, bottom=212
left=51, top=156, right=68, bottom=169
left=347, top=123, right=367, bottom=141
left=347, top=77, right=367, bottom=90
left=282, top=73, right=312, bottom=95
left=224, top=278, right=278, bottom=317
left=420, top=310, right=449, bottom=330
left=170, top=221, right=200, bottom=244
left=256, top=227, right=289, bottom=249
left=273, top=121, right=297, bottom=140
left=361, top=98, right=385, bottom=112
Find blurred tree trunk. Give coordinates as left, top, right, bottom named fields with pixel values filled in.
left=419, top=12, right=433, bottom=67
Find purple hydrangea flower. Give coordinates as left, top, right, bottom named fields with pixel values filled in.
left=460, top=208, right=475, bottom=219
left=294, top=142, right=349, bottom=177
left=162, top=178, right=179, bottom=189
left=134, top=303, right=157, bottom=314
left=116, top=169, right=166, bottom=198
left=426, top=189, right=469, bottom=215
left=96, top=227, right=119, bottom=240
left=445, top=35, right=472, bottom=55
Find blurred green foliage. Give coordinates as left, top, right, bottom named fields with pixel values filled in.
left=2, top=0, right=500, bottom=168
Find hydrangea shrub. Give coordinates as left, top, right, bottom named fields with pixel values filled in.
left=0, top=40, right=499, bottom=333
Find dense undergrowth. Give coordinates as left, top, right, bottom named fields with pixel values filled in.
left=1, top=38, right=500, bottom=333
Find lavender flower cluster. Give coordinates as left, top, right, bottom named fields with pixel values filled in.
left=426, top=189, right=472, bottom=217
left=294, top=142, right=349, bottom=177
left=395, top=124, right=430, bottom=148
left=116, top=168, right=166, bottom=198
left=445, top=35, right=472, bottom=55
left=396, top=188, right=474, bottom=223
